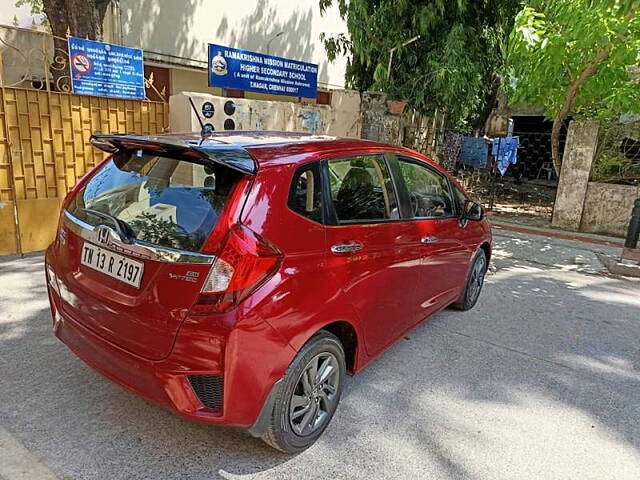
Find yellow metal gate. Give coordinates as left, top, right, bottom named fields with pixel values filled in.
left=0, top=87, right=168, bottom=255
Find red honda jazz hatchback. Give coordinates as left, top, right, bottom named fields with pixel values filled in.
left=45, top=131, right=491, bottom=452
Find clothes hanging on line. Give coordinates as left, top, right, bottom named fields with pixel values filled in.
left=459, top=136, right=489, bottom=168
left=492, top=136, right=520, bottom=176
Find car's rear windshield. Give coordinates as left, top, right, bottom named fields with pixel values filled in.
left=67, top=150, right=242, bottom=252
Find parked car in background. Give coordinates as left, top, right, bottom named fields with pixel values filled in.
left=45, top=132, right=491, bottom=453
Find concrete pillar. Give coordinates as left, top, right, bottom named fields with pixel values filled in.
left=551, top=120, right=600, bottom=231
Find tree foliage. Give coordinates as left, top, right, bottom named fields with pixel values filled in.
left=15, top=0, right=44, bottom=17
left=320, top=0, right=520, bottom=130
left=506, top=0, right=640, bottom=172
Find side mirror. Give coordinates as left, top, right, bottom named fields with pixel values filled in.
left=462, top=200, right=484, bottom=221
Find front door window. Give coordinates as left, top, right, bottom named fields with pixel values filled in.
left=397, top=158, right=455, bottom=219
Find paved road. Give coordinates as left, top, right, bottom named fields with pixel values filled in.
left=1, top=230, right=639, bottom=479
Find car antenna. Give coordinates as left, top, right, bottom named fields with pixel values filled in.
left=188, top=96, right=211, bottom=145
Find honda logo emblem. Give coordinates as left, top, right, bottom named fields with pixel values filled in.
left=96, top=225, right=111, bottom=245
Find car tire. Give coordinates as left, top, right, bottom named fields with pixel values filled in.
left=261, top=330, right=345, bottom=453
left=451, top=249, right=487, bottom=311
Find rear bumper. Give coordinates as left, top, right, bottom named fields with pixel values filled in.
left=47, top=274, right=296, bottom=429
left=52, top=302, right=199, bottom=415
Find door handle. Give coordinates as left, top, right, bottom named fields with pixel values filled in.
left=331, top=243, right=364, bottom=254
left=421, top=236, right=439, bottom=244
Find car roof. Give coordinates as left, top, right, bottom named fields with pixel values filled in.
left=90, top=131, right=442, bottom=173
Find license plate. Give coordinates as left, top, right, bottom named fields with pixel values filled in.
left=81, top=242, right=144, bottom=288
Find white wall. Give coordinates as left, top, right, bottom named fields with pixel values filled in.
left=113, top=0, right=348, bottom=89
left=169, top=90, right=361, bottom=138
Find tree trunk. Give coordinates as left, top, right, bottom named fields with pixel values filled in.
left=43, top=0, right=112, bottom=39
left=471, top=74, right=501, bottom=135
left=42, top=0, right=112, bottom=91
left=550, top=116, right=564, bottom=175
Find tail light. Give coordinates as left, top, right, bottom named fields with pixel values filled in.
left=192, top=224, right=283, bottom=314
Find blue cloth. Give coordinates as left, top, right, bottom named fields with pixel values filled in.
left=460, top=137, right=489, bottom=168
left=492, top=136, right=520, bottom=176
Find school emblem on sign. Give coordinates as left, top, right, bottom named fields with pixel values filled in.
left=71, top=53, right=92, bottom=76
left=211, top=51, right=228, bottom=76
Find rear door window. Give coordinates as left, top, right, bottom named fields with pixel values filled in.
left=326, top=155, right=399, bottom=223
left=288, top=163, right=323, bottom=223
left=67, top=150, right=241, bottom=252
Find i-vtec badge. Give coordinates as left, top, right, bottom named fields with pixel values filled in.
left=169, top=271, right=200, bottom=283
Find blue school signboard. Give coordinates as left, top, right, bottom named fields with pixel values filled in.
left=68, top=36, right=145, bottom=100
left=208, top=44, right=318, bottom=98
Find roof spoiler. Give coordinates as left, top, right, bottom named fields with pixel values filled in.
left=89, top=134, right=257, bottom=174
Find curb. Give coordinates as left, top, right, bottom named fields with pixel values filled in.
left=597, top=254, right=640, bottom=278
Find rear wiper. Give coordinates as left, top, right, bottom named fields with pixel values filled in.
left=84, top=208, right=135, bottom=244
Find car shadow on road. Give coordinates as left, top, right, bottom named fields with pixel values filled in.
left=1, top=254, right=639, bottom=479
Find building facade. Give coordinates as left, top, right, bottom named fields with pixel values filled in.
left=103, top=0, right=349, bottom=102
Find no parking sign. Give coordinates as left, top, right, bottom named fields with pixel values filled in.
left=68, top=36, right=145, bottom=100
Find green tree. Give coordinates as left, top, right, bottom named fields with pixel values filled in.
left=506, top=0, right=640, bottom=174
left=320, top=0, right=520, bottom=131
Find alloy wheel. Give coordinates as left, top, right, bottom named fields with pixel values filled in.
left=468, top=255, right=486, bottom=303
left=288, top=352, right=340, bottom=436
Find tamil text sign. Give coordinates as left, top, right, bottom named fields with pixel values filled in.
left=68, top=37, right=145, bottom=100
